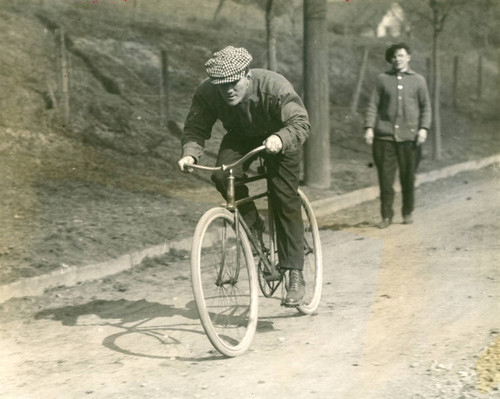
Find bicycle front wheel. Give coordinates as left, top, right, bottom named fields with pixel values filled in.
left=191, top=207, right=259, bottom=357
left=297, top=190, right=323, bottom=315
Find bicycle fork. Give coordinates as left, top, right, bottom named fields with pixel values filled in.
left=215, top=219, right=239, bottom=287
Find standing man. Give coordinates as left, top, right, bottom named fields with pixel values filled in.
left=364, top=43, right=431, bottom=228
left=178, top=46, right=310, bottom=306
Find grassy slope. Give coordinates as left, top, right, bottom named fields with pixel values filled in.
left=0, top=0, right=498, bottom=284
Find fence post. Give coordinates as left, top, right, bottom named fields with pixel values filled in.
left=452, top=55, right=459, bottom=109
left=160, top=49, right=169, bottom=126
left=477, top=54, right=483, bottom=100
left=350, top=48, right=369, bottom=114
left=58, top=28, right=70, bottom=128
left=426, top=56, right=432, bottom=93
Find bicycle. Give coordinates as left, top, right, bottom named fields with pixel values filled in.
left=188, top=145, right=322, bottom=357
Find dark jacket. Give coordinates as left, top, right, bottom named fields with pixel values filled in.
left=182, top=68, right=310, bottom=161
left=365, top=68, right=431, bottom=142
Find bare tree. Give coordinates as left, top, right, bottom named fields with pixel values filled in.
left=429, top=0, right=445, bottom=160
left=400, top=0, right=467, bottom=160
left=428, top=0, right=471, bottom=160
left=232, top=0, right=297, bottom=71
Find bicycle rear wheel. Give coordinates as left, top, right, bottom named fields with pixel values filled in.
left=191, top=207, right=258, bottom=357
left=297, top=190, right=322, bottom=315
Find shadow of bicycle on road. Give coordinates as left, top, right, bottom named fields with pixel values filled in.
left=35, top=298, right=197, bottom=326
left=34, top=298, right=276, bottom=361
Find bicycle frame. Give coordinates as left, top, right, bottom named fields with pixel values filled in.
left=189, top=145, right=281, bottom=282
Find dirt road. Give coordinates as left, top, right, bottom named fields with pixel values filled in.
left=1, top=166, right=499, bottom=399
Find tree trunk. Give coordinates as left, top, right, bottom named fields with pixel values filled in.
left=431, top=25, right=441, bottom=160
left=426, top=57, right=432, bottom=92
left=303, top=0, right=330, bottom=188
left=266, top=0, right=278, bottom=71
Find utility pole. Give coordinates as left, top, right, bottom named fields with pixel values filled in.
left=303, top=0, right=330, bottom=188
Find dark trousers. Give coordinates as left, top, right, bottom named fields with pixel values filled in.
left=211, top=134, right=304, bottom=270
left=373, top=139, right=421, bottom=220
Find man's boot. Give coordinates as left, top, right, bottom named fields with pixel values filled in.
left=284, top=269, right=305, bottom=307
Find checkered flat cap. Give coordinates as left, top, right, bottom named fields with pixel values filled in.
left=205, top=46, right=253, bottom=85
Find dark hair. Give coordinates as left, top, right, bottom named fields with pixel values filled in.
left=385, top=42, right=411, bottom=63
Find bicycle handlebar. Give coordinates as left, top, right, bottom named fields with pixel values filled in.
left=188, top=145, right=266, bottom=172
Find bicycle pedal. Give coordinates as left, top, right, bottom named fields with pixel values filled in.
left=264, top=273, right=281, bottom=282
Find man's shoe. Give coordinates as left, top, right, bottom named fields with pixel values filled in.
left=402, top=214, right=413, bottom=224
left=284, top=269, right=305, bottom=307
left=377, top=218, right=392, bottom=229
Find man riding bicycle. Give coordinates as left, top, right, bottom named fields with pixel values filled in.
left=178, top=46, right=310, bottom=306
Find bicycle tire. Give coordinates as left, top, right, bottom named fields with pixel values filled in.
left=297, top=189, right=323, bottom=315
left=191, top=207, right=259, bottom=357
